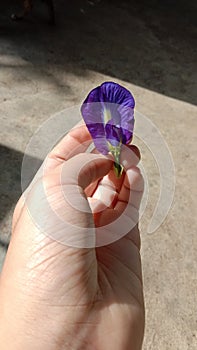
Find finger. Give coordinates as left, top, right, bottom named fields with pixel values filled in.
left=71, top=153, right=113, bottom=190
left=32, top=153, right=113, bottom=252
left=120, top=144, right=141, bottom=171
left=90, top=145, right=141, bottom=211
left=46, top=124, right=92, bottom=170
left=127, top=144, right=141, bottom=161
left=108, top=167, right=143, bottom=231
left=84, top=147, right=113, bottom=197
left=98, top=145, right=140, bottom=194
left=88, top=186, right=117, bottom=215
left=43, top=153, right=113, bottom=233
left=85, top=179, right=99, bottom=197
left=116, top=166, right=144, bottom=209
left=83, top=144, right=141, bottom=199
left=96, top=166, right=143, bottom=228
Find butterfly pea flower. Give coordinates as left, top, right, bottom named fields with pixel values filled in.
left=81, top=82, right=135, bottom=177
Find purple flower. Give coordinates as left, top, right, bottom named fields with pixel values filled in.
left=81, top=82, right=135, bottom=177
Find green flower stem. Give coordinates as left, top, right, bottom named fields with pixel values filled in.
left=110, top=145, right=123, bottom=178
left=113, top=162, right=123, bottom=178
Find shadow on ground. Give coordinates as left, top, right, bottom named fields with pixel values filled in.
left=0, top=144, right=42, bottom=227
left=0, top=0, right=196, bottom=104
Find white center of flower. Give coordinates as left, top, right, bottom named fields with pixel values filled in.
left=103, top=108, right=112, bottom=124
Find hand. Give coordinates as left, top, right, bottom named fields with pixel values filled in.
left=0, top=124, right=145, bottom=350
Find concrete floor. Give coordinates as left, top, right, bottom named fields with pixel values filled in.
left=0, top=0, right=197, bottom=349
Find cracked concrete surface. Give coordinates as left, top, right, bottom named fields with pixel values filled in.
left=0, top=0, right=197, bottom=349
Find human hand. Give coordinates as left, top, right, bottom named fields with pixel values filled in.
left=0, top=124, right=144, bottom=350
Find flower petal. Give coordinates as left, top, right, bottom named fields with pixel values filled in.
left=105, top=122, right=121, bottom=147
left=81, top=101, right=109, bottom=154
left=99, top=82, right=135, bottom=109
left=81, top=82, right=135, bottom=154
left=86, top=123, right=109, bottom=154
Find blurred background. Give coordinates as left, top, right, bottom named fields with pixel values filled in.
left=0, top=1, right=196, bottom=349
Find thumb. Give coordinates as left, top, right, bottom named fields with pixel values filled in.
left=65, top=152, right=113, bottom=189
left=37, top=153, right=113, bottom=248
left=0, top=153, right=112, bottom=308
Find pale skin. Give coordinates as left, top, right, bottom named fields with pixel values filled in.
left=0, top=124, right=145, bottom=350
